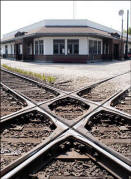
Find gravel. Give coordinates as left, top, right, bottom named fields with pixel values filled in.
left=86, top=111, right=130, bottom=158
left=78, top=73, right=130, bottom=102
left=1, top=59, right=130, bottom=92
left=111, top=88, right=131, bottom=114
left=0, top=85, right=27, bottom=117
left=0, top=111, right=56, bottom=170
left=1, top=71, right=58, bottom=103
left=49, top=97, right=90, bottom=120
left=28, top=140, right=114, bottom=178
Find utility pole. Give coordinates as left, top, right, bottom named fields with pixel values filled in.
left=125, top=10, right=129, bottom=59
left=130, top=0, right=131, bottom=27
left=118, top=9, right=124, bottom=59
left=73, top=0, right=76, bottom=19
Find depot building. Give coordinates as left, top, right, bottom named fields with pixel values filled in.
left=1, top=19, right=131, bottom=63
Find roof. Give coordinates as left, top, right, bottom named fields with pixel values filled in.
left=1, top=19, right=131, bottom=43
left=1, top=27, right=115, bottom=43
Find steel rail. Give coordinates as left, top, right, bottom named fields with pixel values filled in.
left=2, top=69, right=130, bottom=166
left=1, top=129, right=130, bottom=179
left=1, top=67, right=130, bottom=108
left=1, top=67, right=130, bottom=96
left=104, top=86, right=131, bottom=117
left=0, top=82, right=35, bottom=120
left=1, top=67, right=131, bottom=178
left=2, top=101, right=130, bottom=178
left=66, top=70, right=131, bottom=95
left=0, top=106, right=68, bottom=177
left=1, top=67, right=67, bottom=95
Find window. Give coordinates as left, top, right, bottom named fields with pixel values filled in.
left=89, top=40, right=102, bottom=55
left=20, top=44, right=22, bottom=54
left=103, top=43, right=109, bottom=54
left=94, top=41, right=97, bottom=54
left=98, top=41, right=101, bottom=54
left=53, top=40, right=65, bottom=55
left=28, top=44, right=32, bottom=55
left=35, top=41, right=38, bottom=55
left=39, top=40, right=44, bottom=55
left=14, top=45, right=16, bottom=54
left=11, top=45, right=13, bottom=54
left=67, top=40, right=79, bottom=55
left=89, top=40, right=97, bottom=55
left=5, top=45, right=8, bottom=54
left=89, top=40, right=94, bottom=54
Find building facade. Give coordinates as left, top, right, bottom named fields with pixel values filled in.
left=1, top=19, right=131, bottom=63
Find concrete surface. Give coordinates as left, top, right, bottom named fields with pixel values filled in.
left=1, top=58, right=131, bottom=90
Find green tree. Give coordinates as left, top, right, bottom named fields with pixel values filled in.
left=124, top=27, right=131, bottom=35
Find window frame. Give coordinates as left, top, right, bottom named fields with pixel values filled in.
left=98, top=41, right=102, bottom=55
left=35, top=41, right=39, bottom=55
left=53, top=39, right=65, bottom=55
left=11, top=44, right=13, bottom=54
left=39, top=40, right=44, bottom=55
left=89, top=39, right=102, bottom=55
left=67, top=39, right=79, bottom=55
left=5, top=45, right=8, bottom=55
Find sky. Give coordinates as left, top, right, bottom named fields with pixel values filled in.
left=1, top=1, right=131, bottom=38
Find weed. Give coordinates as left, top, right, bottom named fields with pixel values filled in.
left=2, top=64, right=56, bottom=84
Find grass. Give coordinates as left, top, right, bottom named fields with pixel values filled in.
left=2, top=64, right=56, bottom=84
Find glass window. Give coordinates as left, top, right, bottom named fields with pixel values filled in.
left=14, top=45, right=16, bottom=54
left=54, top=44, right=59, bottom=54
left=89, top=40, right=102, bottom=55
left=11, top=45, right=12, bottom=54
left=89, top=40, right=94, bottom=55
left=39, top=40, right=44, bottom=55
left=98, top=41, right=101, bottom=54
left=5, top=45, right=8, bottom=54
left=35, top=41, right=38, bottom=55
left=103, top=43, right=109, bottom=54
left=20, top=44, right=22, bottom=54
left=94, top=41, right=97, bottom=54
left=53, top=40, right=65, bottom=55
left=74, top=44, right=79, bottom=54
left=27, top=44, right=32, bottom=55
left=67, top=40, right=79, bottom=55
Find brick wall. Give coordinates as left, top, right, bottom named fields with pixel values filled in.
left=33, top=54, right=103, bottom=63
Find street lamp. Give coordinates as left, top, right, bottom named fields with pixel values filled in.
left=125, top=10, right=129, bottom=59
left=119, top=9, right=124, bottom=59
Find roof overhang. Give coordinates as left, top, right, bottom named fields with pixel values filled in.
left=1, top=32, right=114, bottom=44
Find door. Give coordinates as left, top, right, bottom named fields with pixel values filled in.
left=114, top=44, right=119, bottom=59
left=16, top=44, right=22, bottom=60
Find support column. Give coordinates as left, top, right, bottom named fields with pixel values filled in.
left=65, top=39, right=67, bottom=55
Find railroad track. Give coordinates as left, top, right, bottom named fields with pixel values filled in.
left=77, top=72, right=130, bottom=104
left=1, top=70, right=60, bottom=104
left=111, top=88, right=131, bottom=115
left=0, top=84, right=28, bottom=118
left=0, top=110, right=56, bottom=171
left=85, top=110, right=131, bottom=160
left=1, top=68, right=131, bottom=179
left=14, top=137, right=117, bottom=179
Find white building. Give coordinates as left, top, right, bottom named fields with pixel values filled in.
left=1, top=19, right=131, bottom=62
